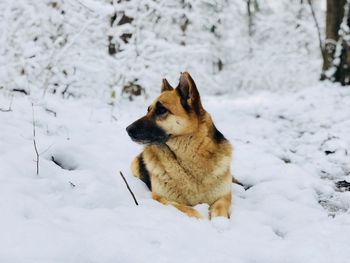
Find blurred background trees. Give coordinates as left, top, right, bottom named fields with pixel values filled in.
left=1, top=0, right=343, bottom=101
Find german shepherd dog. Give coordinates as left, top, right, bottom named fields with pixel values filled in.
left=126, top=72, right=232, bottom=219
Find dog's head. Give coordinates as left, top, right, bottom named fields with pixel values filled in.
left=126, top=72, right=205, bottom=145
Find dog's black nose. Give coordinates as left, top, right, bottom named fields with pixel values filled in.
left=126, top=124, right=140, bottom=140
left=126, top=124, right=134, bottom=137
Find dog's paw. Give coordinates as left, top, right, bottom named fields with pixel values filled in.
left=211, top=216, right=231, bottom=232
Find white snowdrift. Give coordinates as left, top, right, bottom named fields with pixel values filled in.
left=0, top=83, right=349, bottom=263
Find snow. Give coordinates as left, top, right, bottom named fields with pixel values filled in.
left=1, top=0, right=349, bottom=261
left=1, top=83, right=350, bottom=263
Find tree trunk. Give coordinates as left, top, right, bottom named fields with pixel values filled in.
left=322, top=0, right=345, bottom=76
left=322, top=0, right=350, bottom=85
left=326, top=0, right=345, bottom=41
left=335, top=3, right=350, bottom=84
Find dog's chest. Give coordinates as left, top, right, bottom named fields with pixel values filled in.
left=147, top=146, right=231, bottom=205
left=157, top=166, right=230, bottom=206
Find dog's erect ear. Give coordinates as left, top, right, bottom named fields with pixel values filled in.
left=176, top=72, right=203, bottom=115
left=161, top=79, right=174, bottom=93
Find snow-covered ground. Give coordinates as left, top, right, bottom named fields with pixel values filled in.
left=0, top=83, right=350, bottom=263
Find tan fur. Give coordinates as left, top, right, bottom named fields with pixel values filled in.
left=130, top=154, right=141, bottom=178
left=155, top=89, right=199, bottom=136
left=152, top=193, right=203, bottom=219
left=129, top=72, right=233, bottom=219
left=209, top=193, right=232, bottom=219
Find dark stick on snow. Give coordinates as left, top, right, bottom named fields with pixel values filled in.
left=119, top=171, right=139, bottom=206
left=45, top=108, right=57, bottom=117
left=12, top=88, right=29, bottom=95
left=32, top=103, right=39, bottom=175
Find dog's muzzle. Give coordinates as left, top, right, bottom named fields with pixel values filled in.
left=126, top=117, right=169, bottom=144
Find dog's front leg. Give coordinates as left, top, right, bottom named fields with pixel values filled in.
left=152, top=193, right=202, bottom=219
left=209, top=193, right=232, bottom=219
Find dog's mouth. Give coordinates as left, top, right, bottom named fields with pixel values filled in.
left=130, top=137, right=169, bottom=145
left=128, top=132, right=170, bottom=145
left=126, top=119, right=170, bottom=145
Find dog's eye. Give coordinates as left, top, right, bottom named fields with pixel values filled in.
left=147, top=106, right=151, bottom=113
left=155, top=104, right=168, bottom=116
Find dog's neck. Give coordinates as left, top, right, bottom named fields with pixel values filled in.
left=165, top=113, right=217, bottom=162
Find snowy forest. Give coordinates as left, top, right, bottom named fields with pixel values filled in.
left=1, top=0, right=350, bottom=262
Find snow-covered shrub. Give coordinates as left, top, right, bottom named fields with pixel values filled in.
left=0, top=0, right=114, bottom=98
left=0, top=0, right=325, bottom=99
left=221, top=0, right=324, bottom=93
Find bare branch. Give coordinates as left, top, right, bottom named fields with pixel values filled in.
left=307, top=0, right=326, bottom=62
left=119, top=171, right=139, bottom=206
left=12, top=88, right=29, bottom=95
left=45, top=108, right=57, bottom=117
left=32, top=103, right=39, bottom=175
left=247, top=0, right=253, bottom=37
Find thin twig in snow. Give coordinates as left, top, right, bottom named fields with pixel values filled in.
left=247, top=0, right=253, bottom=37
left=12, top=88, right=29, bottom=95
left=32, top=103, right=40, bottom=175
left=45, top=108, right=57, bottom=117
left=119, top=171, right=139, bottom=206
